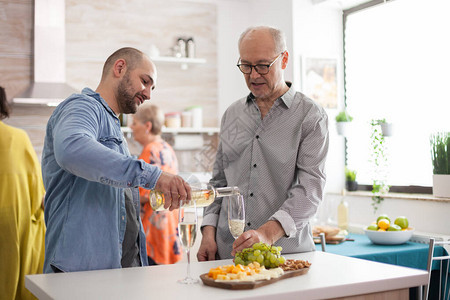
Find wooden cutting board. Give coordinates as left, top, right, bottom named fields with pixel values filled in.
left=199, top=267, right=309, bottom=290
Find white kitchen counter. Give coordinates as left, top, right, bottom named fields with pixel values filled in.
left=26, top=251, right=428, bottom=300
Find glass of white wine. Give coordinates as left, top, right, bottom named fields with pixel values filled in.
left=228, top=194, right=245, bottom=239
left=177, top=199, right=199, bottom=284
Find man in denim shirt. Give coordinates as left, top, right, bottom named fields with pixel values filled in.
left=42, top=47, right=191, bottom=273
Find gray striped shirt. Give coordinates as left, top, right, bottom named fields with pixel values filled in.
left=202, top=83, right=329, bottom=259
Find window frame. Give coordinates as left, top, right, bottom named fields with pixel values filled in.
left=342, top=0, right=432, bottom=194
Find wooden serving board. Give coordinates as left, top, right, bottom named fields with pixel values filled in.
left=199, top=267, right=309, bottom=290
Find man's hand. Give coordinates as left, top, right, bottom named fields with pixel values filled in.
left=197, top=226, right=218, bottom=261
left=154, top=172, right=191, bottom=211
left=231, top=220, right=285, bottom=256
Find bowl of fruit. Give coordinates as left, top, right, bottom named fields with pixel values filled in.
left=364, top=215, right=414, bottom=245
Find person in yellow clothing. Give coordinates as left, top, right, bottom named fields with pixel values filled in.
left=130, top=103, right=182, bottom=265
left=0, top=86, right=46, bottom=300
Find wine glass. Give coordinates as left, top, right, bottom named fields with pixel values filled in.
left=177, top=199, right=199, bottom=284
left=228, top=194, right=245, bottom=239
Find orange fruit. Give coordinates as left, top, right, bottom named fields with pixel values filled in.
left=377, top=218, right=390, bottom=230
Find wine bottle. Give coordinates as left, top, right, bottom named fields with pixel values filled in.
left=337, top=189, right=349, bottom=230
left=149, top=184, right=240, bottom=211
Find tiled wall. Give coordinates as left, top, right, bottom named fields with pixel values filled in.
left=128, top=132, right=218, bottom=173
left=1, top=0, right=219, bottom=172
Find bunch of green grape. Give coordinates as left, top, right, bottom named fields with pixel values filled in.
left=234, top=242, right=286, bottom=268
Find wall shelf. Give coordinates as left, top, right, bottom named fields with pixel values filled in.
left=150, top=56, right=206, bottom=70
left=67, top=56, right=206, bottom=70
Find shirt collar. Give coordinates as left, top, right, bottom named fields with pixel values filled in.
left=246, top=81, right=295, bottom=108
left=82, top=87, right=119, bottom=119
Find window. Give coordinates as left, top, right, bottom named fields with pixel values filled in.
left=343, top=0, right=450, bottom=189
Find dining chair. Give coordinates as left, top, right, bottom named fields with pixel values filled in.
left=424, top=238, right=450, bottom=300
left=319, top=233, right=326, bottom=252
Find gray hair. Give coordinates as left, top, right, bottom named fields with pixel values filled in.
left=238, top=26, right=287, bottom=54
left=134, top=103, right=165, bottom=135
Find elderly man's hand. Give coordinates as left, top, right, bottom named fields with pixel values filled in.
left=231, top=220, right=285, bottom=256
left=154, top=172, right=191, bottom=210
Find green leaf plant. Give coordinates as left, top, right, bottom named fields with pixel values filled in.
left=335, top=111, right=353, bottom=122
left=370, top=119, right=390, bottom=213
left=430, top=132, right=450, bottom=175
left=345, top=167, right=357, bottom=182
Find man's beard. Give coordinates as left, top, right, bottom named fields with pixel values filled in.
left=116, top=72, right=141, bottom=114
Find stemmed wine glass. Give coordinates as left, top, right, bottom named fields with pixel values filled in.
left=228, top=194, right=245, bottom=239
left=177, top=199, right=199, bottom=284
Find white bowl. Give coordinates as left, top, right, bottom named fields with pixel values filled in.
left=364, top=228, right=415, bottom=245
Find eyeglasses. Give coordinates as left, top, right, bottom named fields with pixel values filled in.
left=237, top=52, right=285, bottom=75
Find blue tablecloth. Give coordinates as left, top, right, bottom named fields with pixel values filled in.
left=315, top=233, right=446, bottom=271
left=315, top=233, right=449, bottom=298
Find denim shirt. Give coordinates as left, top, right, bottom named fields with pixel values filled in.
left=42, top=88, right=162, bottom=273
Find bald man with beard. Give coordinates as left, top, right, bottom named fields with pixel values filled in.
left=42, top=47, right=191, bottom=273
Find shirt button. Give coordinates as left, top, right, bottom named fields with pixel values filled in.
left=256, top=135, right=259, bottom=139
left=250, top=193, right=254, bottom=197
left=253, top=164, right=257, bottom=168
left=247, top=222, right=251, bottom=226
left=122, top=216, right=125, bottom=220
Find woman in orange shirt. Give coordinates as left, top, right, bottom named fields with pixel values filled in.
left=130, top=103, right=182, bottom=265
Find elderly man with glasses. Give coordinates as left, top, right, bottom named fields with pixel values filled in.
left=197, top=26, right=329, bottom=261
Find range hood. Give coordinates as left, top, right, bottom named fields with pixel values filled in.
left=13, top=0, right=77, bottom=107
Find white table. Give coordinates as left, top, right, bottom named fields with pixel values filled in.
left=26, top=251, right=428, bottom=300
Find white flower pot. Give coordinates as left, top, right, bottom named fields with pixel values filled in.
left=433, top=174, right=450, bottom=198
left=336, top=122, right=350, bottom=137
left=380, top=123, right=393, bottom=136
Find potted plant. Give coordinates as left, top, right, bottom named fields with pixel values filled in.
left=345, top=167, right=358, bottom=191
left=369, top=119, right=390, bottom=212
left=377, top=118, right=393, bottom=137
left=430, top=132, right=450, bottom=197
left=335, top=110, right=353, bottom=136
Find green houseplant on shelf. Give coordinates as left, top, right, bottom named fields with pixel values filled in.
left=345, top=167, right=358, bottom=191
left=430, top=132, right=450, bottom=197
left=369, top=119, right=390, bottom=213
left=335, top=110, right=353, bottom=136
